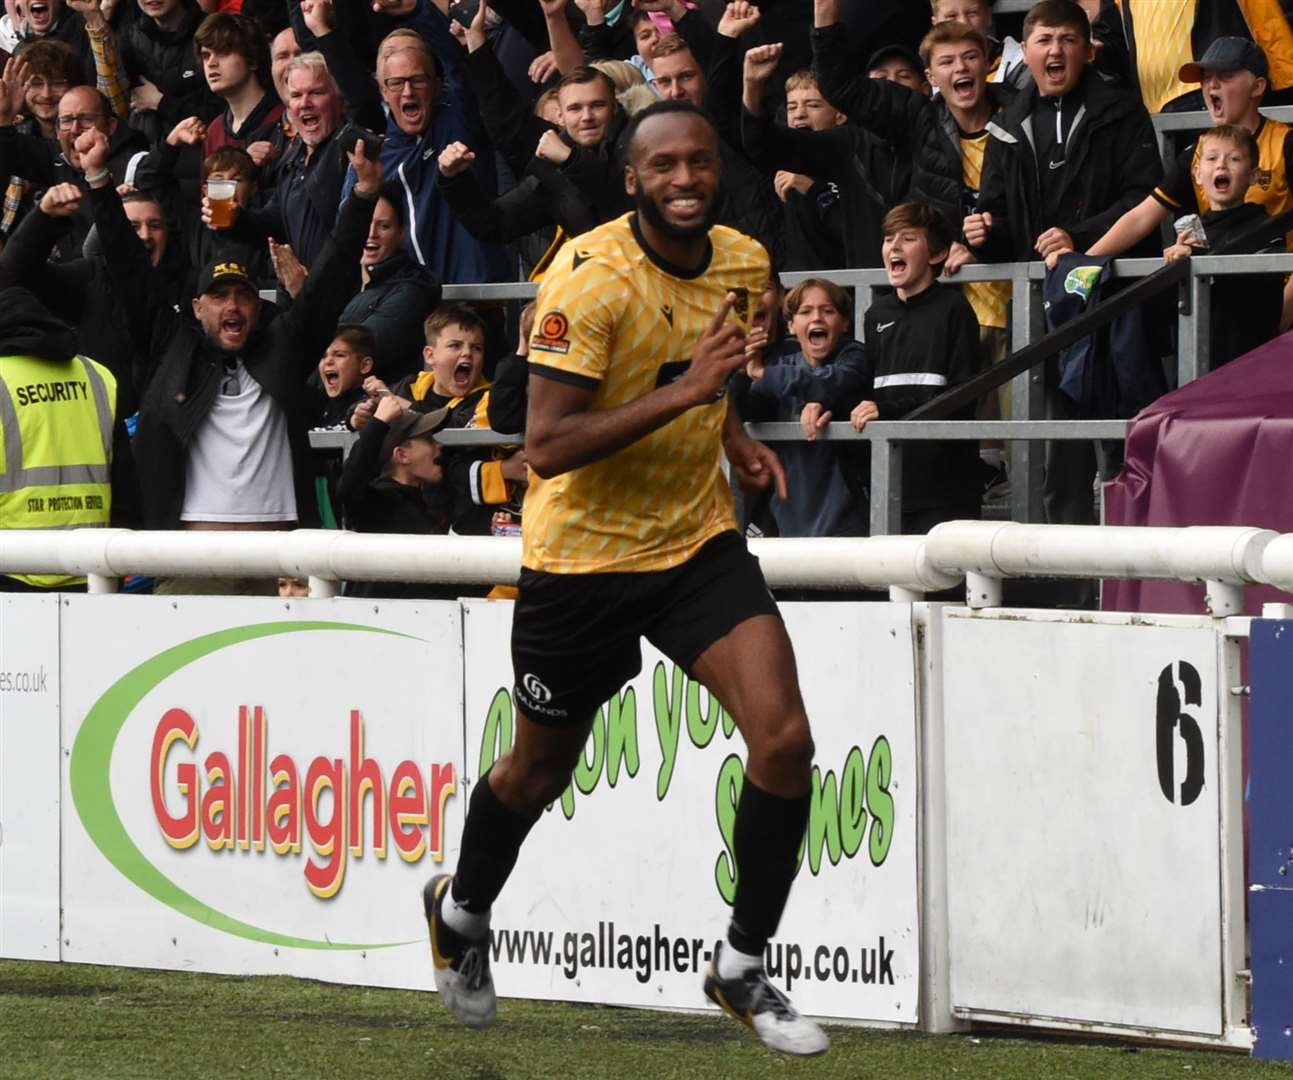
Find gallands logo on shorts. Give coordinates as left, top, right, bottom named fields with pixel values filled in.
left=69, top=621, right=457, bottom=950
left=522, top=672, right=553, bottom=703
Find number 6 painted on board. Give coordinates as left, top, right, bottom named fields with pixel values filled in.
left=1156, top=661, right=1204, bottom=807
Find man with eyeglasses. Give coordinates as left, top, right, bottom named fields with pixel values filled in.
left=78, top=124, right=386, bottom=593
left=339, top=28, right=507, bottom=285
left=0, top=79, right=148, bottom=258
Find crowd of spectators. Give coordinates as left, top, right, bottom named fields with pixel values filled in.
left=4, top=0, right=1293, bottom=596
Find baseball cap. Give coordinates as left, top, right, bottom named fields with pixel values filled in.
left=195, top=258, right=256, bottom=296
left=866, top=43, right=925, bottom=75
left=1180, top=37, right=1269, bottom=82
left=380, top=405, right=450, bottom=461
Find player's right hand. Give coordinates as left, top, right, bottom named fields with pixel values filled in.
left=682, top=292, right=747, bottom=406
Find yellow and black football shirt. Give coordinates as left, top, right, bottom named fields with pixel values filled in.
left=959, top=128, right=1010, bottom=331
left=1152, top=117, right=1293, bottom=248
left=1126, top=0, right=1197, bottom=114
left=522, top=212, right=770, bottom=575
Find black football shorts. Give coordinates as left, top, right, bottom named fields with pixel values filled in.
left=510, top=530, right=780, bottom=727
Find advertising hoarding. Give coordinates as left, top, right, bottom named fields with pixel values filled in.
left=59, top=596, right=465, bottom=990
left=462, top=600, right=921, bottom=1022
left=0, top=594, right=61, bottom=960
left=942, top=609, right=1225, bottom=1035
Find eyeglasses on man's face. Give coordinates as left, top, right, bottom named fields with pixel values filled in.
left=382, top=74, right=434, bottom=92
left=56, top=112, right=107, bottom=131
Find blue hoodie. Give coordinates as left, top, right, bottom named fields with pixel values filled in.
left=338, top=3, right=510, bottom=286
left=747, top=338, right=870, bottom=538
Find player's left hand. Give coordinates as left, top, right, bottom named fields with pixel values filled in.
left=725, top=430, right=787, bottom=500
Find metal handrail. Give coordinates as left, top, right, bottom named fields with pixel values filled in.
left=310, top=419, right=1131, bottom=541
left=908, top=258, right=1189, bottom=421
left=1, top=524, right=1283, bottom=611
left=310, top=253, right=1293, bottom=535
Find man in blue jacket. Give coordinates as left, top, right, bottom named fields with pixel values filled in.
left=340, top=27, right=508, bottom=284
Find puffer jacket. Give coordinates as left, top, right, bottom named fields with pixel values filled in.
left=811, top=22, right=964, bottom=230
left=741, top=106, right=912, bottom=269
left=696, top=20, right=784, bottom=267
left=118, top=5, right=218, bottom=133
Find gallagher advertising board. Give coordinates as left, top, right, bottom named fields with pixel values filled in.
left=461, top=600, right=920, bottom=1023
left=58, top=596, right=465, bottom=990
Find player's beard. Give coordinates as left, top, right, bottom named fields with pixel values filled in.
left=634, top=185, right=721, bottom=240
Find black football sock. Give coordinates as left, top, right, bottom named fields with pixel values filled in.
left=449, top=771, right=540, bottom=916
left=726, top=778, right=811, bottom=961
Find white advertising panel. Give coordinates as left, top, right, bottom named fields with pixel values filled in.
left=0, top=594, right=62, bottom=960
left=462, top=600, right=920, bottom=1022
left=941, top=609, right=1223, bottom=1035
left=59, top=596, right=465, bottom=989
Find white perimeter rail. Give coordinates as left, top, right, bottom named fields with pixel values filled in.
left=1, top=522, right=1286, bottom=609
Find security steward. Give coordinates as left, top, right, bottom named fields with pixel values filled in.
left=0, top=278, right=138, bottom=592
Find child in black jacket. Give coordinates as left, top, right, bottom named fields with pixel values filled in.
left=804, top=202, right=981, bottom=533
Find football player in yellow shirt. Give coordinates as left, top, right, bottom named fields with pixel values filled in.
left=423, top=100, right=829, bottom=1057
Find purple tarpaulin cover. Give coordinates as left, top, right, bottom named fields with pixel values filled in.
left=1103, top=330, right=1293, bottom=614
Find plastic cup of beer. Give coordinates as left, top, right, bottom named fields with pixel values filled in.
left=206, top=178, right=238, bottom=229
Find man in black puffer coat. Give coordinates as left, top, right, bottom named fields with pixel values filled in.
left=117, top=0, right=220, bottom=145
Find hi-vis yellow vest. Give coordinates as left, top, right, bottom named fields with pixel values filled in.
left=0, top=353, right=116, bottom=588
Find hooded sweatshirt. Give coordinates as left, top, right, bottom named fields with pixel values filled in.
left=745, top=338, right=870, bottom=538
left=0, top=283, right=78, bottom=362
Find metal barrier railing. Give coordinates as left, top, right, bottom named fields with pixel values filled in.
left=1, top=523, right=1281, bottom=613
left=311, top=419, right=1127, bottom=538
left=315, top=254, right=1292, bottom=535
left=784, top=254, right=1293, bottom=525
left=745, top=420, right=1128, bottom=537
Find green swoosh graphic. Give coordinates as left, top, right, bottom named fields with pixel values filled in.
left=71, top=620, right=424, bottom=950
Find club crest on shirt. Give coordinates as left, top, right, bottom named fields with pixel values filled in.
left=730, top=287, right=749, bottom=321
left=1255, top=167, right=1273, bottom=191
left=532, top=311, right=571, bottom=354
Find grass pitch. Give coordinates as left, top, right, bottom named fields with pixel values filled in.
left=1, top=960, right=1289, bottom=1079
